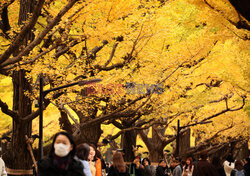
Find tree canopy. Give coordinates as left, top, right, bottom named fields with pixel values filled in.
left=0, top=0, right=249, bottom=164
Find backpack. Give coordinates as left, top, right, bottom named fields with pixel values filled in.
left=231, top=169, right=246, bottom=176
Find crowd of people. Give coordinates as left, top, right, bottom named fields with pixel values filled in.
left=0, top=131, right=249, bottom=176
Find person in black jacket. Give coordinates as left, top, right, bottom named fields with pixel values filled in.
left=129, top=157, right=144, bottom=176
left=156, top=159, right=170, bottom=176
left=243, top=158, right=250, bottom=176
left=108, top=152, right=129, bottom=176
left=212, top=157, right=226, bottom=176
left=38, top=131, right=84, bottom=176
left=142, top=158, right=155, bottom=176
left=193, top=151, right=219, bottom=176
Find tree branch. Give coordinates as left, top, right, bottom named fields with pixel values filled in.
left=0, top=0, right=79, bottom=68
left=138, top=129, right=153, bottom=150
left=104, top=42, right=119, bottom=67
left=110, top=120, right=124, bottom=129
left=204, top=0, right=250, bottom=32
left=152, top=125, right=167, bottom=143
left=22, top=91, right=64, bottom=122
left=0, top=0, right=14, bottom=35
left=163, top=128, right=189, bottom=146
left=94, top=24, right=144, bottom=72
left=107, top=125, right=151, bottom=141
left=54, top=39, right=81, bottom=58
left=59, top=110, right=73, bottom=135
left=0, top=0, right=45, bottom=65
left=199, top=95, right=245, bottom=123
left=80, top=95, right=147, bottom=128
left=21, top=98, right=50, bottom=122
left=0, top=98, right=19, bottom=121
left=3, top=44, right=58, bottom=70
left=65, top=40, right=108, bottom=69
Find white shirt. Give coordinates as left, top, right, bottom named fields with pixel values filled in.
left=223, top=160, right=235, bottom=176
left=182, top=165, right=194, bottom=176
left=0, top=157, right=7, bottom=176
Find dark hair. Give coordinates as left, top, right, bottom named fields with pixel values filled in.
left=158, top=159, right=165, bottom=164
left=76, top=143, right=90, bottom=160
left=142, top=158, right=151, bottom=166
left=184, top=157, right=193, bottom=172
left=235, top=160, right=243, bottom=171
left=89, top=143, right=98, bottom=161
left=212, top=157, right=221, bottom=167
left=226, top=155, right=234, bottom=166
left=96, top=149, right=102, bottom=159
left=49, top=131, right=76, bottom=158
left=246, top=158, right=250, bottom=163
left=174, top=157, right=182, bottom=163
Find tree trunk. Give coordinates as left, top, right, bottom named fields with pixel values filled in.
left=78, top=123, right=102, bottom=145
left=3, top=1, right=35, bottom=175
left=18, top=0, right=35, bottom=46
left=148, top=126, right=166, bottom=162
left=121, top=130, right=137, bottom=162
left=179, top=128, right=190, bottom=158
left=4, top=70, right=33, bottom=176
left=149, top=147, right=165, bottom=162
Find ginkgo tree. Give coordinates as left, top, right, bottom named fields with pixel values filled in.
left=0, top=0, right=249, bottom=171
left=0, top=0, right=173, bottom=170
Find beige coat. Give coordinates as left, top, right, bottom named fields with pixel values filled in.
left=89, top=161, right=96, bottom=176
left=0, top=157, right=7, bottom=176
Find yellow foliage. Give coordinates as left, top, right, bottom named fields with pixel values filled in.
left=0, top=0, right=249, bottom=149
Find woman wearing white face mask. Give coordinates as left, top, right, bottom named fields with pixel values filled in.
left=38, top=131, right=84, bottom=176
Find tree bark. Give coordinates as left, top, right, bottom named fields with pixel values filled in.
left=121, top=130, right=137, bottom=162
left=229, top=0, right=250, bottom=21
left=149, top=148, right=164, bottom=162
left=78, top=123, right=102, bottom=145
left=179, top=128, right=190, bottom=158
left=138, top=125, right=169, bottom=162
left=4, top=70, right=33, bottom=176
left=3, top=1, right=35, bottom=175
left=148, top=126, right=166, bottom=162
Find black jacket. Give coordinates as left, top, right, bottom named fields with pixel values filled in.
left=156, top=166, right=168, bottom=176
left=108, top=165, right=129, bottom=176
left=38, top=157, right=84, bottom=176
left=193, top=160, right=220, bottom=176
left=143, top=165, right=154, bottom=176
left=129, top=164, right=144, bottom=176
left=244, top=163, right=250, bottom=176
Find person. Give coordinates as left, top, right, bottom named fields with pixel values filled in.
left=230, top=160, right=246, bottom=176
left=212, top=157, right=226, bottom=176
left=108, top=152, right=129, bottom=176
left=142, top=158, right=155, bottom=176
left=88, top=144, right=103, bottom=176
left=0, top=156, right=7, bottom=176
left=172, top=157, right=182, bottom=176
left=129, top=156, right=144, bottom=176
left=88, top=144, right=97, bottom=176
left=37, top=131, right=84, bottom=176
left=106, top=162, right=111, bottom=175
left=182, top=157, right=194, bottom=176
left=96, top=150, right=106, bottom=176
left=192, top=151, right=220, bottom=176
left=76, top=143, right=92, bottom=176
left=156, top=159, right=170, bottom=176
left=243, top=158, right=250, bottom=176
left=223, top=155, right=235, bottom=176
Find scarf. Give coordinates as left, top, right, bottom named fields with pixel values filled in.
left=53, top=153, right=72, bottom=174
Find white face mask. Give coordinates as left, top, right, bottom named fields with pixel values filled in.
left=54, top=143, right=70, bottom=157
